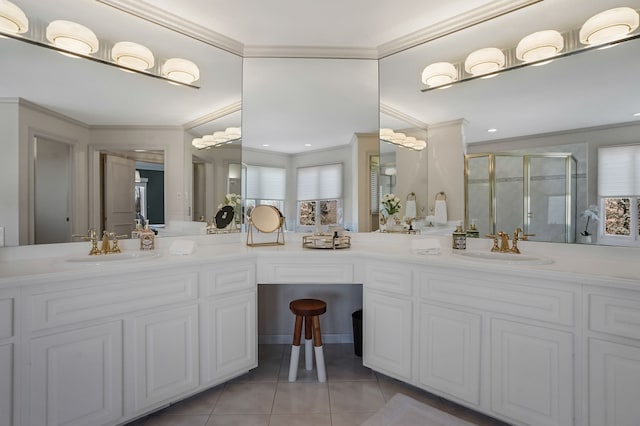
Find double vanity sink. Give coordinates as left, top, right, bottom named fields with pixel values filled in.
left=453, top=250, right=554, bottom=265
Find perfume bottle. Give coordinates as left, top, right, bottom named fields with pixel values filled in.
left=139, top=220, right=155, bottom=251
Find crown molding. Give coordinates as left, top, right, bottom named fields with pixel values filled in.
left=380, top=103, right=428, bottom=129
left=96, top=0, right=244, bottom=56
left=7, top=97, right=89, bottom=128
left=243, top=45, right=378, bottom=59
left=183, top=101, right=242, bottom=130
left=377, top=0, right=542, bottom=58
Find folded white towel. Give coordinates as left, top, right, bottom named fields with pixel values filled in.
left=405, top=200, right=417, bottom=219
left=411, top=238, right=441, bottom=255
left=434, top=199, right=447, bottom=224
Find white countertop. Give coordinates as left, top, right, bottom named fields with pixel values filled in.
left=0, top=232, right=638, bottom=288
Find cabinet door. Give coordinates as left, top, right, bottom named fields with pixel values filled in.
left=0, top=343, right=14, bottom=426
left=491, top=319, right=573, bottom=426
left=202, top=292, right=256, bottom=383
left=589, top=338, right=640, bottom=426
left=363, top=290, right=412, bottom=380
left=29, top=322, right=123, bottom=426
left=419, top=304, right=481, bottom=405
left=133, top=304, right=199, bottom=411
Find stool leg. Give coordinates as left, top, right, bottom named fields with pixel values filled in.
left=304, top=315, right=313, bottom=370
left=312, top=316, right=326, bottom=382
left=288, top=315, right=303, bottom=382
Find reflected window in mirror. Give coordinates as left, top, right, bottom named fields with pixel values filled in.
left=245, top=165, right=286, bottom=221
left=296, top=164, right=343, bottom=231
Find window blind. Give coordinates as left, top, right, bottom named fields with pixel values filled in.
left=246, top=165, right=286, bottom=200
left=598, top=145, right=640, bottom=196
left=297, top=163, right=342, bottom=200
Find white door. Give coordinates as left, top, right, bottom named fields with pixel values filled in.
left=419, top=303, right=481, bottom=405
left=363, top=290, right=412, bottom=381
left=104, top=155, right=136, bottom=236
left=34, top=137, right=71, bottom=244
left=132, top=304, right=199, bottom=411
left=29, top=322, right=123, bottom=426
left=490, top=319, right=573, bottom=426
left=589, top=338, right=640, bottom=426
left=202, top=292, right=256, bottom=383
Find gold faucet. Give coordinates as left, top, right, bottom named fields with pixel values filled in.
left=510, top=228, right=535, bottom=254
left=72, top=228, right=102, bottom=255
left=486, top=228, right=535, bottom=254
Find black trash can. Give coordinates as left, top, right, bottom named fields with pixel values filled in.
left=352, top=309, right=363, bottom=357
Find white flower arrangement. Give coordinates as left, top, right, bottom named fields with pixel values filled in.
left=580, top=204, right=600, bottom=236
left=218, top=193, right=241, bottom=209
left=381, top=193, right=402, bottom=217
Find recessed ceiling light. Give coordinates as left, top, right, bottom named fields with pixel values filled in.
left=304, top=143, right=312, bottom=147
left=262, top=144, right=270, bottom=147
left=488, top=128, right=497, bottom=133
left=633, top=112, right=640, bottom=117
left=134, top=149, right=146, bottom=152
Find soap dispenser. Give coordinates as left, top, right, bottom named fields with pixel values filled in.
left=452, top=221, right=466, bottom=250
left=466, top=219, right=480, bottom=238
left=139, top=220, right=155, bottom=251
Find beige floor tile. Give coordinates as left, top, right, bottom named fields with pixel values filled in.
left=326, top=356, right=376, bottom=382
left=232, top=358, right=281, bottom=383
left=331, top=411, right=377, bottom=426
left=143, top=414, right=210, bottom=426
left=259, top=344, right=287, bottom=361
left=213, top=382, right=277, bottom=414
left=268, top=413, right=331, bottom=426
left=161, top=386, right=223, bottom=415
left=272, top=382, right=330, bottom=414
left=375, top=373, right=444, bottom=409
left=439, top=400, right=511, bottom=426
left=206, top=414, right=270, bottom=426
left=328, top=381, right=386, bottom=413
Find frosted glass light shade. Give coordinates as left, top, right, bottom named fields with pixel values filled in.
left=162, top=58, right=200, bottom=84
left=516, top=30, right=564, bottom=63
left=465, top=48, right=505, bottom=76
left=580, top=7, right=639, bottom=46
left=421, top=62, right=457, bottom=87
left=225, top=127, right=241, bottom=139
left=46, top=20, right=99, bottom=55
left=379, top=129, right=426, bottom=151
left=112, top=41, right=155, bottom=70
left=0, top=0, right=28, bottom=34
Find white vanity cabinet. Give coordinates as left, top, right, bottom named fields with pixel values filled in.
left=586, top=286, right=640, bottom=426
left=200, top=261, right=257, bottom=384
left=363, top=261, right=413, bottom=381
left=0, top=289, right=19, bottom=426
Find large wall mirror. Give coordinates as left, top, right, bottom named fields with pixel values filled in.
left=0, top=0, right=242, bottom=246
left=379, top=0, right=640, bottom=245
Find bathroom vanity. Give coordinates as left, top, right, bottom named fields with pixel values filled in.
left=0, top=233, right=639, bottom=426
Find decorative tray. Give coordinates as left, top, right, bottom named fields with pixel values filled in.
left=302, top=234, right=351, bottom=249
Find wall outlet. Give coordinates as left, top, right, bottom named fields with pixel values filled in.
left=0, top=227, right=4, bottom=247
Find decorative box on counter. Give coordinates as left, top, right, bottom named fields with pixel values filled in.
left=302, top=233, right=351, bottom=250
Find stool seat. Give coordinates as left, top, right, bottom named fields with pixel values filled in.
left=290, top=299, right=327, bottom=317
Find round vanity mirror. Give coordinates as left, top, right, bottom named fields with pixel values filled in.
left=214, top=205, right=235, bottom=229
left=249, top=205, right=283, bottom=233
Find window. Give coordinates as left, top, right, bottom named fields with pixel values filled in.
left=296, top=163, right=342, bottom=229
left=598, top=145, right=640, bottom=246
left=245, top=165, right=286, bottom=218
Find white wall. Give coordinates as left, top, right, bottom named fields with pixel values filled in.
left=0, top=100, right=20, bottom=246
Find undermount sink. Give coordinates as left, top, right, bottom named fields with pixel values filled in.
left=455, top=250, right=553, bottom=265
left=64, top=251, right=160, bottom=265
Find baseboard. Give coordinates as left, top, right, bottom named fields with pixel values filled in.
left=259, top=333, right=353, bottom=345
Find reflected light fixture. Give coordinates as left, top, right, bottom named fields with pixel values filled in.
left=46, top=20, right=99, bottom=56
left=421, top=62, right=457, bottom=88
left=516, top=30, right=564, bottom=64
left=464, top=47, right=505, bottom=76
left=162, top=58, right=200, bottom=84
left=380, top=128, right=427, bottom=151
left=0, top=0, right=28, bottom=34
left=580, top=7, right=639, bottom=46
left=112, top=41, right=155, bottom=71
left=192, top=127, right=241, bottom=149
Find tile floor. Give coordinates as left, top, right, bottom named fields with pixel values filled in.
left=127, top=344, right=511, bottom=426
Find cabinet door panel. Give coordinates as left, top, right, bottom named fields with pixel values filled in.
left=133, top=304, right=199, bottom=410
left=29, top=322, right=123, bottom=426
left=589, top=338, right=640, bottom=426
left=491, top=319, right=573, bottom=426
left=419, top=304, right=481, bottom=405
left=363, top=290, right=412, bottom=380
left=0, top=343, right=13, bottom=426
left=203, top=292, right=256, bottom=382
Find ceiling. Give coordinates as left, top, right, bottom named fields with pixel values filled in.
left=1, top=0, right=639, bottom=151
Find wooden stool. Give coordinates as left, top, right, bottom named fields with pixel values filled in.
left=288, top=298, right=327, bottom=382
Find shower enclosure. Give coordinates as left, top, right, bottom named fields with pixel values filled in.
left=465, top=153, right=577, bottom=243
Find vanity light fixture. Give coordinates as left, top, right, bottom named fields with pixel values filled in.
left=191, top=127, right=241, bottom=149
left=111, top=41, right=155, bottom=71
left=0, top=0, right=28, bottom=34
left=580, top=7, right=639, bottom=46
left=516, top=30, right=564, bottom=64
left=380, top=128, right=426, bottom=151
left=421, top=62, right=457, bottom=88
left=162, top=57, right=200, bottom=84
left=464, top=47, right=505, bottom=76
left=46, top=20, right=99, bottom=56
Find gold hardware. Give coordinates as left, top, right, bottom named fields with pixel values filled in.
left=73, top=228, right=102, bottom=255
left=486, top=228, right=536, bottom=254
